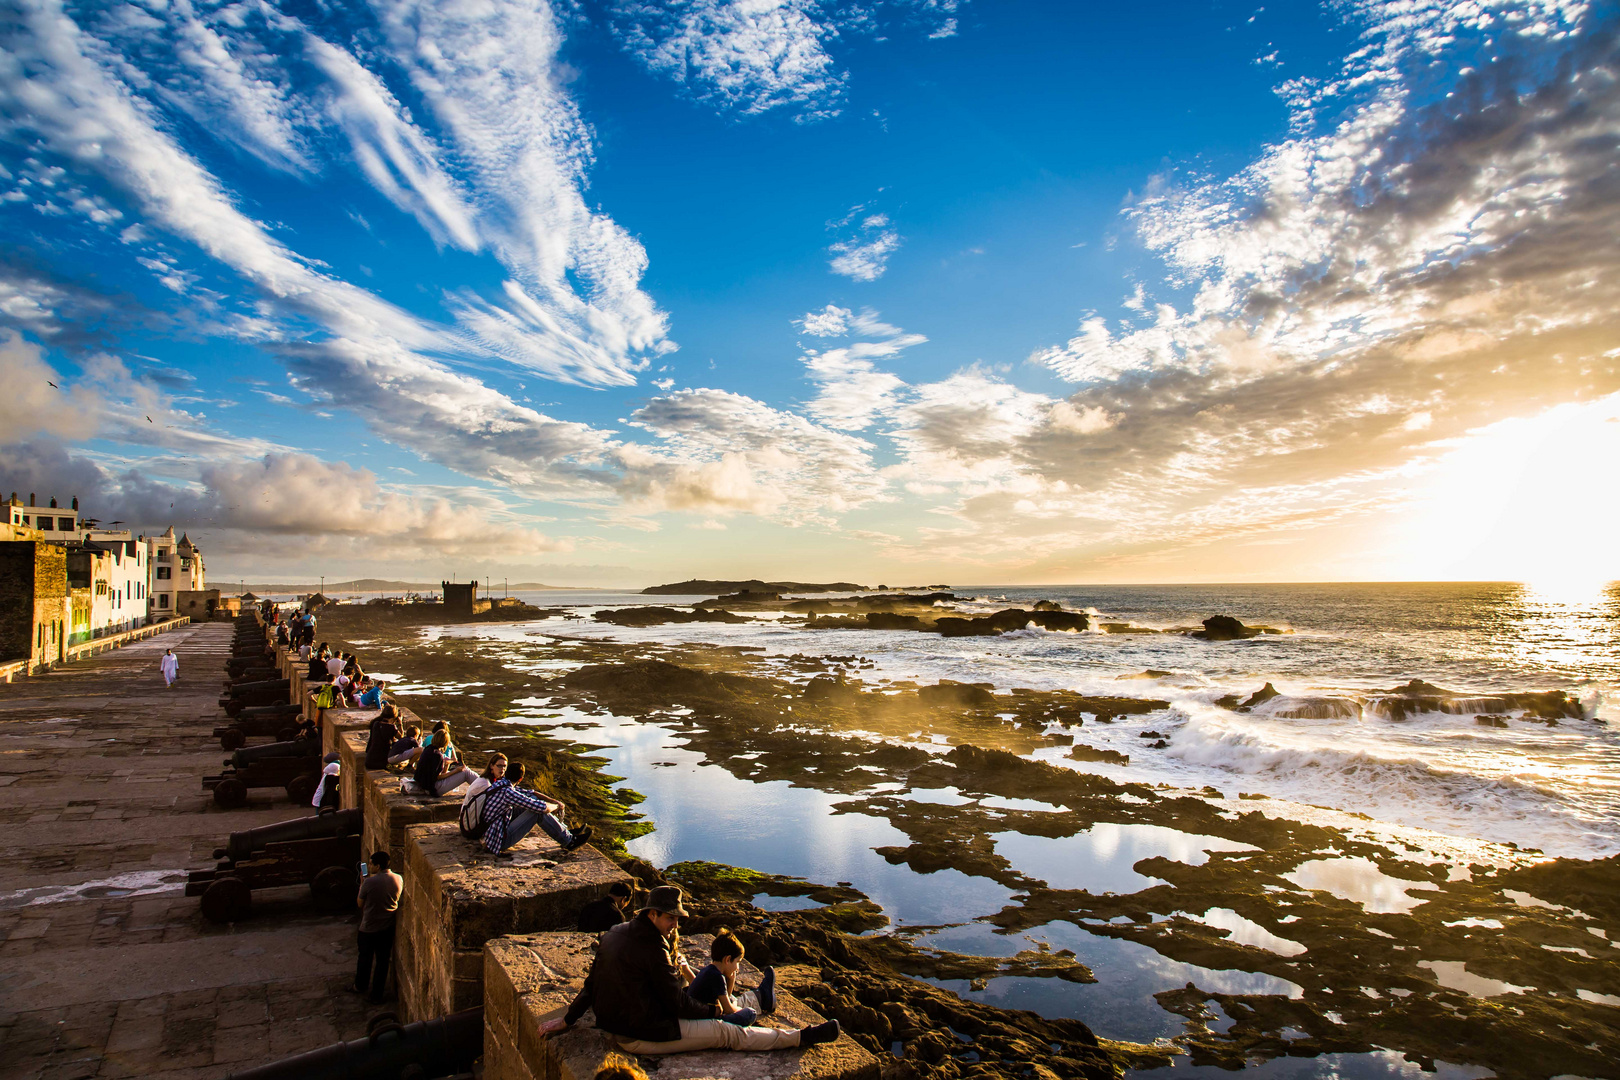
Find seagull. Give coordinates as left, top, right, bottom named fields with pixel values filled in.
left=146, top=415, right=153, bottom=423
left=47, top=380, right=58, bottom=389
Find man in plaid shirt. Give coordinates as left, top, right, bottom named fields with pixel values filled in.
left=481, top=760, right=593, bottom=857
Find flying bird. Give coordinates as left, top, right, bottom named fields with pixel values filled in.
left=146, top=415, right=153, bottom=423
left=46, top=380, right=58, bottom=388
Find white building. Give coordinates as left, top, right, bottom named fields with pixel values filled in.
left=144, top=527, right=205, bottom=616
left=79, top=532, right=149, bottom=635
left=4, top=493, right=77, bottom=541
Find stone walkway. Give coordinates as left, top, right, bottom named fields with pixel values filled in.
left=0, top=623, right=375, bottom=1079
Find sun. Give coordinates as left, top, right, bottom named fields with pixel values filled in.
left=1389, top=393, right=1620, bottom=587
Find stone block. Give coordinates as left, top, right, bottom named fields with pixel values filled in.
left=336, top=732, right=376, bottom=815
left=483, top=933, right=878, bottom=1080
left=394, top=823, right=630, bottom=1023
left=357, top=755, right=463, bottom=868
left=320, top=708, right=377, bottom=761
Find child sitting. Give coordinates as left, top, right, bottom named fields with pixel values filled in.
left=386, top=726, right=421, bottom=766
left=683, top=928, right=776, bottom=1027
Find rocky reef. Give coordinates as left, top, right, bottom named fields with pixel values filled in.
left=311, top=604, right=1620, bottom=1080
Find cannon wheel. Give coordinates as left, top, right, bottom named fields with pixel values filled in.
left=213, top=777, right=248, bottom=808
left=225, top=699, right=245, bottom=717
left=200, top=876, right=251, bottom=923
left=219, top=728, right=247, bottom=752
left=285, top=773, right=317, bottom=806
left=311, top=865, right=358, bottom=912
left=276, top=726, right=298, bottom=742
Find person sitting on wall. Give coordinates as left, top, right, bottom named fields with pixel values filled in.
left=579, top=881, right=634, bottom=933
left=683, top=928, right=776, bottom=1028
left=326, top=650, right=345, bottom=681
left=411, top=730, right=478, bottom=797
left=306, top=651, right=328, bottom=682
left=275, top=623, right=289, bottom=647
left=387, top=725, right=421, bottom=766
left=555, top=886, right=839, bottom=1055
left=357, top=677, right=384, bottom=710
left=479, top=760, right=592, bottom=857
left=364, top=703, right=402, bottom=770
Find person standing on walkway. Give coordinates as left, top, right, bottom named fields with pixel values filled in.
left=160, top=649, right=178, bottom=688
left=354, top=850, right=402, bottom=1003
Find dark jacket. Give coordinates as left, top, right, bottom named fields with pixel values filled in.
left=413, top=745, right=444, bottom=792
left=365, top=715, right=400, bottom=770
left=565, top=912, right=716, bottom=1041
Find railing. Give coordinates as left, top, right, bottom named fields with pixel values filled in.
left=0, top=617, right=192, bottom=682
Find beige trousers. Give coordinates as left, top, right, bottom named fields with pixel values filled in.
left=616, top=1018, right=800, bottom=1055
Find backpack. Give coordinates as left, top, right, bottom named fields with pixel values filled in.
left=315, top=683, right=337, bottom=709
left=460, top=782, right=492, bottom=840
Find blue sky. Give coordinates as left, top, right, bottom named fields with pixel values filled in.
left=2, top=0, right=1617, bottom=587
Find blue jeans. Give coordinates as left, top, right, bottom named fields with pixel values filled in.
left=506, top=807, right=572, bottom=848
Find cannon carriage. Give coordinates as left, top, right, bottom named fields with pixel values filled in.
left=219, top=677, right=293, bottom=716
left=214, top=703, right=305, bottom=750
left=186, top=808, right=363, bottom=922
left=203, top=737, right=323, bottom=807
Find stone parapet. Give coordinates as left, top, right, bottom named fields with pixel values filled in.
left=354, top=745, right=464, bottom=866
left=482, top=933, right=878, bottom=1080
left=321, top=706, right=379, bottom=760
left=395, top=823, right=630, bottom=1023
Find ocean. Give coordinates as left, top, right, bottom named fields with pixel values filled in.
left=467, top=581, right=1620, bottom=861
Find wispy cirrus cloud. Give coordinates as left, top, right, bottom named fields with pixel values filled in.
left=608, top=0, right=967, bottom=121
left=827, top=207, right=902, bottom=281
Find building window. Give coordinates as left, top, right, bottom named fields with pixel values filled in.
left=159, top=595, right=169, bottom=608
left=156, top=566, right=171, bottom=580
left=58, top=517, right=73, bottom=531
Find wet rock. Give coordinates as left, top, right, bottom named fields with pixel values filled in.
left=645, top=578, right=865, bottom=595
left=1271, top=697, right=1360, bottom=720
left=1138, top=730, right=1165, bottom=739
left=1237, top=683, right=1281, bottom=710
left=1194, top=616, right=1265, bottom=640
left=1370, top=679, right=1582, bottom=722
left=592, top=606, right=754, bottom=627
left=1068, top=743, right=1130, bottom=764
left=1117, top=669, right=1175, bottom=679
left=918, top=681, right=997, bottom=709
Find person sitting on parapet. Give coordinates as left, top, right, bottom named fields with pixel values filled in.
left=683, top=928, right=776, bottom=1028
left=592, top=1054, right=649, bottom=1080
left=555, top=886, right=838, bottom=1055
left=326, top=650, right=345, bottom=681
left=579, top=881, right=634, bottom=933
left=306, top=652, right=328, bottom=682
left=276, top=623, right=289, bottom=647
left=478, top=760, right=593, bottom=858
left=365, top=704, right=402, bottom=770
left=411, top=730, right=478, bottom=797
left=357, top=677, right=384, bottom=710
left=387, top=725, right=421, bottom=766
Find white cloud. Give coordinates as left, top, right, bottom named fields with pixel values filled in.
left=828, top=209, right=903, bottom=281
left=610, top=0, right=847, bottom=120
left=796, top=306, right=925, bottom=429
left=624, top=388, right=884, bottom=521
left=304, top=35, right=481, bottom=252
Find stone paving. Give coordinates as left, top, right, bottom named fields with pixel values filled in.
left=0, top=623, right=376, bottom=1079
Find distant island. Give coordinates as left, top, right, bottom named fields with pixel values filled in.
left=642, top=578, right=866, bottom=595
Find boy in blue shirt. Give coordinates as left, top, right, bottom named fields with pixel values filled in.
left=683, top=928, right=776, bottom=1027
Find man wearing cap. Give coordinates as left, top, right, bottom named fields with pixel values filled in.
left=560, top=885, right=841, bottom=1054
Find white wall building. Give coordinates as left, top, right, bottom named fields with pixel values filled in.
left=144, top=527, right=204, bottom=615
left=4, top=493, right=77, bottom=541
left=81, top=532, right=149, bottom=634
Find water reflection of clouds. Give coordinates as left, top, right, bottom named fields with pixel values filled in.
left=992, top=824, right=1259, bottom=894
left=916, top=921, right=1304, bottom=1046
left=1284, top=857, right=1438, bottom=915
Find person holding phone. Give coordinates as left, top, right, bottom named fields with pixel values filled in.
left=353, top=850, right=402, bottom=1003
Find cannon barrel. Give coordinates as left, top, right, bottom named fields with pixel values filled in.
left=218, top=808, right=362, bottom=863
left=224, top=1009, right=482, bottom=1080
left=227, top=668, right=282, bottom=685
left=237, top=703, right=304, bottom=720
left=229, top=738, right=321, bottom=768
left=229, top=678, right=291, bottom=698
